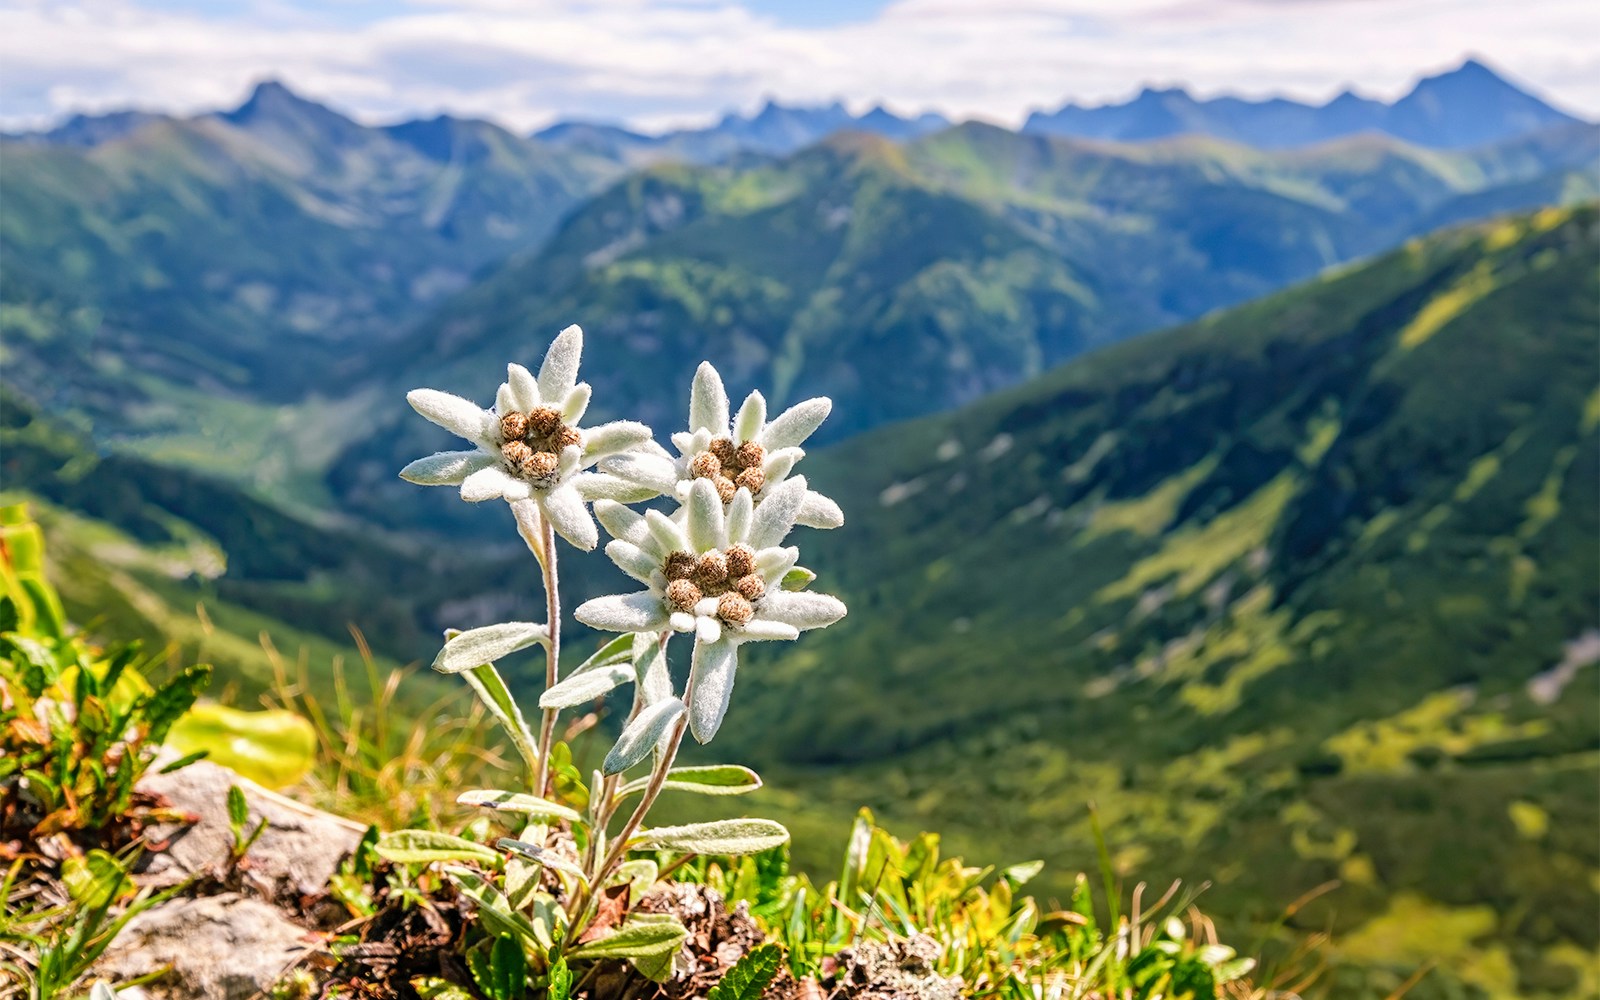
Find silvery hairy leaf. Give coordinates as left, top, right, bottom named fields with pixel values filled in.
left=631, top=818, right=790, bottom=856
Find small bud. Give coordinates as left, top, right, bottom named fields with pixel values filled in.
left=713, top=475, right=738, bottom=503
left=717, top=592, right=754, bottom=627
left=501, top=440, right=534, bottom=470
left=690, top=451, right=722, bottom=479
left=664, top=551, right=697, bottom=581
left=666, top=578, right=702, bottom=612
left=525, top=450, right=560, bottom=482
left=499, top=411, right=530, bottom=442
left=693, top=551, right=728, bottom=588
left=735, top=467, right=765, bottom=495
left=527, top=406, right=563, bottom=439
left=734, top=440, right=765, bottom=471
left=734, top=573, right=765, bottom=601
left=709, top=437, right=737, bottom=467
left=557, top=425, right=583, bottom=450
left=724, top=544, right=756, bottom=578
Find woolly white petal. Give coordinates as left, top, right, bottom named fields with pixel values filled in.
left=761, top=447, right=803, bottom=487
left=739, top=619, right=802, bottom=642
left=506, top=363, right=540, bottom=411
left=758, top=590, right=847, bottom=631
left=669, top=611, right=697, bottom=633
left=495, top=382, right=519, bottom=419
left=671, top=432, right=697, bottom=455
left=595, top=500, right=652, bottom=548
left=726, top=488, right=753, bottom=544
left=540, top=481, right=597, bottom=550
left=748, top=476, right=807, bottom=549
left=562, top=382, right=592, bottom=424
left=755, top=546, right=800, bottom=585
left=645, top=509, right=689, bottom=554
left=686, top=478, right=726, bottom=554
left=558, top=443, right=583, bottom=478
left=796, top=491, right=845, bottom=530
left=575, top=591, right=671, bottom=633
left=409, top=389, right=493, bottom=445
left=602, top=452, right=679, bottom=496
left=761, top=397, right=831, bottom=450
left=400, top=451, right=494, bottom=486
left=572, top=472, right=660, bottom=504
left=538, top=325, right=583, bottom=403
left=689, top=361, right=729, bottom=435
left=733, top=391, right=767, bottom=444
left=582, top=420, right=653, bottom=464
left=461, top=466, right=525, bottom=503
left=605, top=540, right=659, bottom=584
left=696, top=614, right=722, bottom=645
left=688, top=637, right=739, bottom=744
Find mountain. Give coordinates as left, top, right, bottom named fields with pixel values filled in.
left=1026, top=58, right=1586, bottom=149
left=0, top=80, right=625, bottom=498
left=700, top=206, right=1598, bottom=999
left=322, top=121, right=1597, bottom=536
left=534, top=99, right=950, bottom=166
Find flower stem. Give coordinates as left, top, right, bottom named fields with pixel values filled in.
left=534, top=514, right=561, bottom=798
left=562, top=659, right=692, bottom=952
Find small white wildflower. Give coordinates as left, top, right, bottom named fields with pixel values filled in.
left=398, top=325, right=654, bottom=550
left=574, top=477, right=846, bottom=743
left=600, top=361, right=844, bottom=530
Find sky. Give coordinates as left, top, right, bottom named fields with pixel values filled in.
left=1, top=0, right=1596, bottom=133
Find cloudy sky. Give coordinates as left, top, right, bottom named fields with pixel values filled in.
left=2, top=0, right=1596, bottom=133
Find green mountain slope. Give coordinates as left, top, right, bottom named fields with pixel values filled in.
left=702, top=206, right=1598, bottom=999
left=0, top=83, right=619, bottom=442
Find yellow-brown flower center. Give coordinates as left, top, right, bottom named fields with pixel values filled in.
left=499, top=406, right=581, bottom=483
left=692, top=436, right=765, bottom=502
left=663, top=542, right=765, bottom=625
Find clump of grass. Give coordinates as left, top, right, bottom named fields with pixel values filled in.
left=260, top=627, right=515, bottom=831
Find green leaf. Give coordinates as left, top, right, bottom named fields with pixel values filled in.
left=167, top=703, right=315, bottom=789
left=374, top=830, right=501, bottom=867
left=568, top=914, right=688, bottom=961
left=616, top=764, right=762, bottom=799
left=434, top=622, right=549, bottom=674
left=538, top=661, right=634, bottom=710
left=459, top=663, right=540, bottom=777
left=780, top=567, right=816, bottom=592
left=632, top=818, right=790, bottom=856
left=497, top=839, right=589, bottom=884
left=487, top=935, right=527, bottom=1000
left=547, top=958, right=572, bottom=1000
left=708, top=943, right=784, bottom=1000
left=226, top=785, right=249, bottom=829
left=602, top=697, right=685, bottom=775
left=457, top=789, right=583, bottom=823
left=411, top=977, right=476, bottom=1000
left=61, top=850, right=131, bottom=909
left=141, top=664, right=212, bottom=743
left=1001, top=859, right=1045, bottom=888
left=445, top=866, right=552, bottom=950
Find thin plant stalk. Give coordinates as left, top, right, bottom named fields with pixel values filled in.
left=534, top=513, right=562, bottom=798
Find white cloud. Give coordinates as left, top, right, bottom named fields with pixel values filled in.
left=1, top=0, right=1595, bottom=132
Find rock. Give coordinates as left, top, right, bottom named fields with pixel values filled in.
left=825, top=935, right=963, bottom=1000
left=93, top=894, right=314, bottom=999
left=135, top=760, right=366, bottom=895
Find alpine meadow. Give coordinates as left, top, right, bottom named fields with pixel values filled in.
left=2, top=45, right=1597, bottom=1000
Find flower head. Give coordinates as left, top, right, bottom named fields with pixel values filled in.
left=574, top=477, right=846, bottom=743
left=398, top=325, right=654, bottom=550
left=601, top=362, right=844, bottom=531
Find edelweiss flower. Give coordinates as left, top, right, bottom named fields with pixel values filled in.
left=398, top=325, right=653, bottom=550
left=602, top=362, right=843, bottom=530
left=574, top=477, right=847, bottom=743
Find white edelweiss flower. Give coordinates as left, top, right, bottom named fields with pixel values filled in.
left=397, top=325, right=656, bottom=550
left=574, top=477, right=847, bottom=743
left=599, top=361, right=844, bottom=531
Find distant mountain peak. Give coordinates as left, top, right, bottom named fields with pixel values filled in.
left=1026, top=56, right=1581, bottom=150
left=222, top=79, right=341, bottom=125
